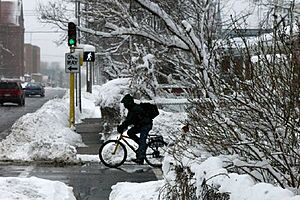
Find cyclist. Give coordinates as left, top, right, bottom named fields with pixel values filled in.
left=117, top=94, right=152, bottom=164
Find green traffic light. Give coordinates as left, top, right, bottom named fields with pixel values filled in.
left=69, top=38, right=76, bottom=46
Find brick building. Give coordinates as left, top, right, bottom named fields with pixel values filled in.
left=0, top=0, right=24, bottom=78
left=24, top=43, right=40, bottom=74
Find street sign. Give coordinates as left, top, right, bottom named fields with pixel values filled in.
left=65, top=52, right=80, bottom=73
left=83, top=52, right=95, bottom=62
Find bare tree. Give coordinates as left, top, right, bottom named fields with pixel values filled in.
left=187, top=2, right=300, bottom=189
left=38, top=0, right=223, bottom=99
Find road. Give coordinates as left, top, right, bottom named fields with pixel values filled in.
left=0, top=87, right=160, bottom=199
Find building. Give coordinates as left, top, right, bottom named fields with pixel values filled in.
left=24, top=43, right=41, bottom=74
left=0, top=0, right=24, bottom=78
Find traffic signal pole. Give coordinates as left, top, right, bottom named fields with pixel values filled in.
left=67, top=22, right=77, bottom=127
left=69, top=69, right=75, bottom=127
left=69, top=46, right=76, bottom=128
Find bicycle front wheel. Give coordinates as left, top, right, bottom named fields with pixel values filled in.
left=145, top=139, right=167, bottom=168
left=99, top=140, right=127, bottom=168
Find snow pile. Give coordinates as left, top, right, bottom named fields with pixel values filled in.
left=0, top=90, right=100, bottom=162
left=109, top=180, right=164, bottom=200
left=0, top=176, right=76, bottom=200
left=111, top=155, right=300, bottom=200
left=94, top=78, right=131, bottom=108
left=76, top=89, right=102, bottom=119
left=188, top=157, right=300, bottom=200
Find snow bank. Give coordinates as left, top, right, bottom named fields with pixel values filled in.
left=111, top=155, right=300, bottom=200
left=109, top=180, right=164, bottom=200
left=0, top=98, right=79, bottom=162
left=0, top=176, right=76, bottom=200
left=77, top=90, right=102, bottom=119
left=95, top=78, right=131, bottom=108
left=189, top=157, right=300, bottom=200
left=0, top=89, right=100, bottom=163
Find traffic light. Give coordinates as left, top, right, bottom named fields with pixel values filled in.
left=68, top=22, right=77, bottom=47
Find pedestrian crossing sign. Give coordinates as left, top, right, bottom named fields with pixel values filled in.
left=83, top=52, right=95, bottom=62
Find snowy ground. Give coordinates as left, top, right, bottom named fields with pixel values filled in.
left=0, top=177, right=76, bottom=200
left=0, top=78, right=300, bottom=199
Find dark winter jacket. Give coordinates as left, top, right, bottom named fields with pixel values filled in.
left=120, top=94, right=152, bottom=129
left=121, top=103, right=152, bottom=128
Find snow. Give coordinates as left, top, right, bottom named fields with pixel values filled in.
left=187, top=157, right=300, bottom=200
left=109, top=180, right=164, bottom=200
left=0, top=176, right=76, bottom=200
left=108, top=154, right=300, bottom=200
left=1, top=78, right=300, bottom=199
left=94, top=78, right=131, bottom=108
left=0, top=101, right=78, bottom=162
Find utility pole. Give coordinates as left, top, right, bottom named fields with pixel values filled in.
left=75, top=0, right=82, bottom=113
left=0, top=0, right=2, bottom=74
left=75, top=1, right=78, bottom=107
left=0, top=0, right=2, bottom=24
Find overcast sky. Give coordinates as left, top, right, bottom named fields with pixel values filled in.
left=23, top=0, right=69, bottom=67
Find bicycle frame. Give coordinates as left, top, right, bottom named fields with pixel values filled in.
left=112, top=132, right=164, bottom=155
left=113, top=133, right=137, bottom=154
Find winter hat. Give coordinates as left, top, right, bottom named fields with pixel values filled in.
left=121, top=94, right=134, bottom=104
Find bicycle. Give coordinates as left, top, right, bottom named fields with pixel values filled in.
left=99, top=131, right=167, bottom=168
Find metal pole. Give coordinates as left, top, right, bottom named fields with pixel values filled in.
left=90, top=62, right=93, bottom=93
left=75, top=1, right=78, bottom=107
left=77, top=1, right=82, bottom=113
left=92, top=62, right=95, bottom=84
left=0, top=0, right=1, bottom=24
left=69, top=48, right=76, bottom=127
left=79, top=60, right=82, bottom=112
left=75, top=71, right=78, bottom=106
left=96, top=64, right=99, bottom=85
left=69, top=73, right=75, bottom=127
left=86, top=62, right=89, bottom=92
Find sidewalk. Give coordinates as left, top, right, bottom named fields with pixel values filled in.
left=75, top=118, right=104, bottom=155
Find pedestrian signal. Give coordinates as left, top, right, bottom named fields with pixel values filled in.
left=83, top=52, right=95, bottom=62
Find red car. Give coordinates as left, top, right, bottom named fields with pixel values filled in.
left=0, top=80, right=25, bottom=106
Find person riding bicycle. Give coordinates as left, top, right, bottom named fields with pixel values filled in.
left=117, top=94, right=153, bottom=164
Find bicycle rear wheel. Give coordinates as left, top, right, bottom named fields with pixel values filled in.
left=99, top=140, right=127, bottom=168
left=145, top=139, right=167, bottom=168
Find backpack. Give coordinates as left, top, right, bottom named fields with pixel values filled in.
left=140, top=103, right=159, bottom=119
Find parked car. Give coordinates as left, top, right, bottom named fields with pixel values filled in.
left=0, top=80, right=25, bottom=106
left=24, top=82, right=45, bottom=97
